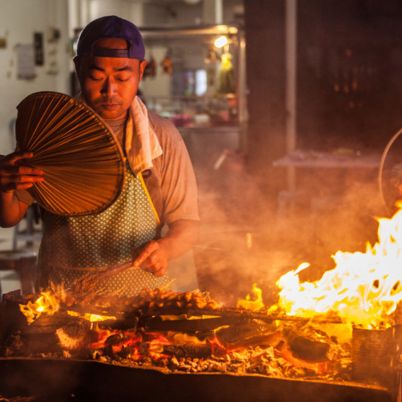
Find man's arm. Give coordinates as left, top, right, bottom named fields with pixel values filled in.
left=133, top=115, right=200, bottom=277
left=134, top=219, right=199, bottom=277
left=0, top=192, right=29, bottom=227
left=158, top=219, right=199, bottom=260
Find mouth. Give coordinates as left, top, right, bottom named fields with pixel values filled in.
left=99, top=103, right=121, bottom=109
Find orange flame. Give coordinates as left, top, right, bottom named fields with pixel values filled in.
left=274, top=207, right=402, bottom=329
left=19, top=290, right=60, bottom=324
left=237, top=283, right=264, bottom=311
left=67, top=310, right=116, bottom=323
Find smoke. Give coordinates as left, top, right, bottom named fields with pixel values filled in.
left=193, top=149, right=387, bottom=307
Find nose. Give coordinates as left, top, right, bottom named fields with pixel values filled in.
left=101, top=76, right=117, bottom=96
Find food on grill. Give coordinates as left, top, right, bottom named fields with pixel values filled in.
left=131, top=288, right=223, bottom=313
left=16, top=91, right=125, bottom=216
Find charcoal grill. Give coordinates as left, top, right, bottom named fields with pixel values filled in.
left=0, top=298, right=396, bottom=401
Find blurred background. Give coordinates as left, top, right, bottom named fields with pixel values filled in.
left=1, top=0, right=402, bottom=304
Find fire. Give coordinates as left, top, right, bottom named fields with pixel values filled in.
left=67, top=310, right=116, bottom=323
left=274, top=206, right=402, bottom=329
left=19, top=290, right=60, bottom=324
left=237, top=283, right=264, bottom=311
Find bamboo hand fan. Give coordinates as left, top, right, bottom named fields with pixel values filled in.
left=16, top=91, right=125, bottom=216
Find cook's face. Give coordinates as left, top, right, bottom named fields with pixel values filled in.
left=77, top=38, right=146, bottom=119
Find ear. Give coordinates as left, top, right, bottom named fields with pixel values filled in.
left=73, top=56, right=80, bottom=75
left=73, top=56, right=88, bottom=83
left=138, top=59, right=148, bottom=81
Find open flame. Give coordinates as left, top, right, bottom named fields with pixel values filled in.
left=19, top=290, right=60, bottom=324
left=19, top=283, right=117, bottom=325
left=237, top=283, right=264, bottom=311
left=273, top=206, right=402, bottom=329
left=67, top=310, right=116, bottom=323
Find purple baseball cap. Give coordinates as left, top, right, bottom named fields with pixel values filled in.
left=76, top=15, right=145, bottom=60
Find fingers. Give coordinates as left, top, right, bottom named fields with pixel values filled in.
left=2, top=165, right=44, bottom=177
left=142, top=252, right=166, bottom=277
left=15, top=165, right=44, bottom=176
left=6, top=152, right=34, bottom=165
left=0, top=171, right=45, bottom=191
left=0, top=177, right=45, bottom=191
left=133, top=241, right=168, bottom=277
left=133, top=241, right=159, bottom=268
left=0, top=152, right=45, bottom=192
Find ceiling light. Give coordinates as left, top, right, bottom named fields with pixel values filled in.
left=214, top=35, right=228, bottom=49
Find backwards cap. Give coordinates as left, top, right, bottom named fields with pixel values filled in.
left=76, top=15, right=145, bottom=60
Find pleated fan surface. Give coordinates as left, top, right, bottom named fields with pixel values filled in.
left=16, top=91, right=125, bottom=216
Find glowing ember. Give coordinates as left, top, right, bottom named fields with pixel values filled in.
left=274, top=206, right=402, bottom=329
left=19, top=290, right=60, bottom=324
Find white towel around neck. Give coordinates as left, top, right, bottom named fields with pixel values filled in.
left=125, top=96, right=163, bottom=173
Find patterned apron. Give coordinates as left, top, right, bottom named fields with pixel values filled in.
left=37, top=162, right=170, bottom=296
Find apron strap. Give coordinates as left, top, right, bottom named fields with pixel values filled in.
left=137, top=171, right=160, bottom=225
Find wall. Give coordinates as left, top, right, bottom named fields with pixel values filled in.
left=244, top=0, right=287, bottom=182
left=0, top=0, right=70, bottom=155
left=88, top=0, right=143, bottom=25
left=143, top=0, right=242, bottom=26
left=140, top=45, right=171, bottom=102
left=297, top=0, right=402, bottom=150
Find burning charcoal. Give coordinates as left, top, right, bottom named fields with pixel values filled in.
left=105, top=333, right=125, bottom=346
left=288, top=335, right=330, bottom=361
left=275, top=340, right=329, bottom=375
left=215, top=320, right=281, bottom=348
left=163, top=344, right=211, bottom=358
left=55, top=322, right=90, bottom=351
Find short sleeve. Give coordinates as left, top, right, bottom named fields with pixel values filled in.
left=155, top=118, right=199, bottom=224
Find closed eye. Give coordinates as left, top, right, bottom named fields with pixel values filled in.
left=116, top=75, right=131, bottom=82
left=89, top=74, right=104, bottom=81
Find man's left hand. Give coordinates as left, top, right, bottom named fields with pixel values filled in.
left=133, top=240, right=168, bottom=277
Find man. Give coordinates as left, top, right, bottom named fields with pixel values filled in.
left=0, top=16, right=199, bottom=296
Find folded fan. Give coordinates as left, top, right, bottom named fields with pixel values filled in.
left=16, top=91, right=125, bottom=216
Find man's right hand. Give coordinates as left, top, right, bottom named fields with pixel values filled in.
left=0, top=152, right=44, bottom=193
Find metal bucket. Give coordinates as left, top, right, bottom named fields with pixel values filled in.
left=352, top=327, right=395, bottom=388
